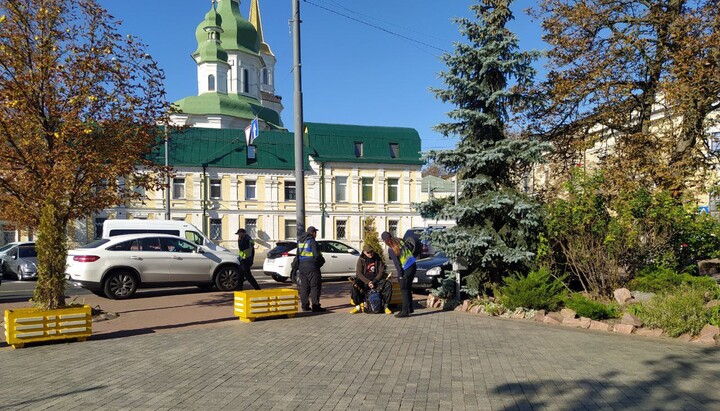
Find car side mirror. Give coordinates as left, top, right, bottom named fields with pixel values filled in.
left=195, top=247, right=205, bottom=254
left=349, top=249, right=359, bottom=255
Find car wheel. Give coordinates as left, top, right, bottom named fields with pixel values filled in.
left=272, top=274, right=289, bottom=283
left=103, top=270, right=138, bottom=299
left=15, top=268, right=23, bottom=281
left=215, top=265, right=241, bottom=291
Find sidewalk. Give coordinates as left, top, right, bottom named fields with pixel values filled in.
left=1, top=281, right=719, bottom=410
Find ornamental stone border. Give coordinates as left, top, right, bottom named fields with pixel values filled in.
left=428, top=293, right=720, bottom=346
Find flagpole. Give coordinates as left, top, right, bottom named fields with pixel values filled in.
left=292, top=0, right=306, bottom=237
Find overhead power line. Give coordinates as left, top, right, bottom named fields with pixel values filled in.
left=302, top=0, right=448, bottom=55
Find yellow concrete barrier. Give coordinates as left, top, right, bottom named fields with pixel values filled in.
left=234, top=288, right=299, bottom=323
left=4, top=305, right=92, bottom=349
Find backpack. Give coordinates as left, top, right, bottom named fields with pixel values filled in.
left=365, top=289, right=383, bottom=314
left=404, top=236, right=422, bottom=258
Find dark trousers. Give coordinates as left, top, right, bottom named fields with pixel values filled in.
left=350, top=278, right=392, bottom=307
left=298, top=268, right=322, bottom=309
left=238, top=259, right=260, bottom=290
left=399, top=264, right=416, bottom=314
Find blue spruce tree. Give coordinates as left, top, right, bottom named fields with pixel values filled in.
left=416, top=0, right=548, bottom=295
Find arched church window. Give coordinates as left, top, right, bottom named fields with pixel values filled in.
left=262, top=68, right=268, bottom=85
left=243, top=69, right=249, bottom=93
left=208, top=74, right=215, bottom=91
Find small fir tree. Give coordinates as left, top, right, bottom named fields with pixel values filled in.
left=416, top=0, right=548, bottom=295
left=362, top=217, right=384, bottom=259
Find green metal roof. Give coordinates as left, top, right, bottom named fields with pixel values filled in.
left=172, top=93, right=283, bottom=129
left=152, top=128, right=301, bottom=170
left=304, top=122, right=424, bottom=165
left=150, top=123, right=424, bottom=170
left=421, top=175, right=455, bottom=193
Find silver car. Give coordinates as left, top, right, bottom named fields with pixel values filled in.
left=1, top=243, right=38, bottom=280
left=66, top=233, right=242, bottom=299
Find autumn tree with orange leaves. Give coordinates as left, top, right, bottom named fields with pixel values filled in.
left=531, top=0, right=720, bottom=198
left=0, top=0, right=169, bottom=310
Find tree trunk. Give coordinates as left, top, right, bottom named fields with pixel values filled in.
left=32, top=197, right=67, bottom=310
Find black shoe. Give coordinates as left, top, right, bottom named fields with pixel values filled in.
left=301, top=306, right=311, bottom=312
left=395, top=312, right=409, bottom=318
left=311, top=306, right=326, bottom=312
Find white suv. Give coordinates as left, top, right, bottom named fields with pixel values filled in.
left=66, top=234, right=241, bottom=299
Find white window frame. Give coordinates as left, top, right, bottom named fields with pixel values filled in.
left=210, top=179, right=222, bottom=199
left=387, top=178, right=399, bottom=203
left=335, top=176, right=348, bottom=203
left=172, top=178, right=185, bottom=199
left=245, top=180, right=257, bottom=200
left=361, top=177, right=374, bottom=202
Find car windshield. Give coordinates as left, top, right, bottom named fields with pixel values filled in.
left=269, top=242, right=297, bottom=256
left=18, top=246, right=37, bottom=258
left=79, top=239, right=111, bottom=249
left=0, top=243, right=18, bottom=252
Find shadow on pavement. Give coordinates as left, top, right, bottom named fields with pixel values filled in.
left=1, top=386, right=106, bottom=409
left=491, top=346, right=720, bottom=410
left=91, top=316, right=237, bottom=341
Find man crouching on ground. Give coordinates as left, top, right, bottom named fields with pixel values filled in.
left=349, top=244, right=393, bottom=314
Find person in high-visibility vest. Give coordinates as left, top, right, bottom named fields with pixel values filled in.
left=297, top=226, right=325, bottom=312
left=381, top=231, right=417, bottom=318
left=236, top=228, right=261, bottom=290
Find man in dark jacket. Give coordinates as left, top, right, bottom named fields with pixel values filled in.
left=237, top=228, right=261, bottom=290
left=349, top=244, right=392, bottom=314
left=297, top=226, right=325, bottom=312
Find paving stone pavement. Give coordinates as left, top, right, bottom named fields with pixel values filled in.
left=1, top=309, right=719, bottom=411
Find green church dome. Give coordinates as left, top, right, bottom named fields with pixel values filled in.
left=216, top=0, right=260, bottom=55
left=193, top=5, right=228, bottom=63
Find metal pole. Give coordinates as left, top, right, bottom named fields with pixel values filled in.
left=292, top=0, right=306, bottom=237
left=454, top=174, right=458, bottom=206
left=164, top=125, right=171, bottom=220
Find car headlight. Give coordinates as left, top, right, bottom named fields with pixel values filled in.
left=21, top=263, right=37, bottom=272
left=426, top=267, right=443, bottom=276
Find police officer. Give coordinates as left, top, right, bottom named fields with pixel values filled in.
left=236, top=228, right=261, bottom=290
left=297, top=226, right=325, bottom=312
left=381, top=231, right=416, bottom=318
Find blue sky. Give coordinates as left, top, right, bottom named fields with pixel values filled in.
left=99, top=0, right=545, bottom=152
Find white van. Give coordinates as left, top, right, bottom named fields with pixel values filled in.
left=101, top=219, right=230, bottom=252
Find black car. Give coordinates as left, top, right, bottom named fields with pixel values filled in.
left=403, top=226, right=448, bottom=258
left=413, top=252, right=452, bottom=289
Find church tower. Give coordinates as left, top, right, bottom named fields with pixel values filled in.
left=171, top=0, right=284, bottom=130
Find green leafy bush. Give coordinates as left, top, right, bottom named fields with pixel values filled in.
left=431, top=276, right=457, bottom=299
left=708, top=305, right=720, bottom=328
left=497, top=267, right=567, bottom=311
left=635, top=285, right=709, bottom=337
left=563, top=293, right=619, bottom=320
left=630, top=266, right=720, bottom=299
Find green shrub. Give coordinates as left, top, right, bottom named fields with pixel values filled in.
left=431, top=276, right=457, bottom=299
left=708, top=305, right=720, bottom=328
left=497, top=267, right=567, bottom=311
left=630, top=266, right=720, bottom=299
left=563, top=293, right=619, bottom=320
left=635, top=285, right=708, bottom=337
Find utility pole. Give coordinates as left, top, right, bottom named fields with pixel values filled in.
left=292, top=0, right=306, bottom=237
left=164, top=124, right=171, bottom=220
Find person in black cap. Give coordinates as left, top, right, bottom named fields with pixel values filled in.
left=297, top=226, right=325, bottom=312
left=236, top=228, right=261, bottom=290
left=381, top=231, right=416, bottom=318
